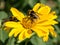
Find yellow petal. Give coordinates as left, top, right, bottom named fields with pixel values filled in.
left=4, top=21, right=23, bottom=28
left=10, top=7, right=25, bottom=21
left=33, top=25, right=49, bottom=33
left=39, top=14, right=57, bottom=21
left=25, top=30, right=32, bottom=38
left=43, top=35, right=48, bottom=42
left=38, top=6, right=51, bottom=14
left=48, top=13, right=58, bottom=20
left=9, top=28, right=17, bottom=37
left=32, top=26, right=49, bottom=37
left=47, top=26, right=57, bottom=37
left=18, top=30, right=26, bottom=41
left=33, top=3, right=41, bottom=12
left=38, top=20, right=58, bottom=26
left=14, top=28, right=23, bottom=37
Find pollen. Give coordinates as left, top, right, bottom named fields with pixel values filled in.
left=21, top=16, right=36, bottom=29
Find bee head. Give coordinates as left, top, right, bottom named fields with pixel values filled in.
left=28, top=10, right=34, bottom=15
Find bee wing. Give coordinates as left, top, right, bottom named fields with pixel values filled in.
left=35, top=12, right=43, bottom=19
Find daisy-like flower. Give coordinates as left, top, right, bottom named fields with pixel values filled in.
left=4, top=3, right=58, bottom=42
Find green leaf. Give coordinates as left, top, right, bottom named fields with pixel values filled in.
left=28, top=0, right=38, bottom=7
left=0, top=29, right=8, bottom=43
left=0, top=11, right=8, bottom=19
left=0, top=20, right=2, bottom=26
left=7, top=37, right=15, bottom=45
left=46, top=39, right=53, bottom=45
left=54, top=25, right=60, bottom=34
left=21, top=0, right=28, bottom=9
left=40, top=0, right=47, bottom=4
left=30, top=35, right=46, bottom=45
left=57, top=15, right=60, bottom=22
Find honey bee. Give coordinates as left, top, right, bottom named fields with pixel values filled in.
left=27, top=10, right=39, bottom=22
left=9, top=16, right=19, bottom=22
left=3, top=16, right=19, bottom=23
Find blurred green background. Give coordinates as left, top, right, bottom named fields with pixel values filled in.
left=0, top=0, right=60, bottom=45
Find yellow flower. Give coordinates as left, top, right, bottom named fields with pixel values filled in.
left=4, top=3, right=58, bottom=42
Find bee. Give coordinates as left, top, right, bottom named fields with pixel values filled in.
left=9, top=16, right=19, bottom=22
left=27, top=10, right=39, bottom=22
left=28, top=10, right=38, bottom=19
left=3, top=16, right=19, bottom=23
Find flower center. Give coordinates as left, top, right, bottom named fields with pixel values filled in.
left=21, top=16, right=36, bottom=29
